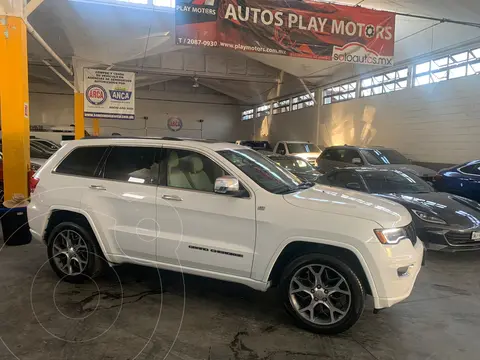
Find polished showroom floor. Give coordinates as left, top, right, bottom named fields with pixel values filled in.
left=1, top=241, right=479, bottom=360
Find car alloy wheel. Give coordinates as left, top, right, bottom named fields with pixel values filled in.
left=51, top=229, right=89, bottom=276
left=289, top=264, right=351, bottom=326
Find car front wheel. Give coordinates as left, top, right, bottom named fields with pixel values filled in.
left=280, top=253, right=365, bottom=334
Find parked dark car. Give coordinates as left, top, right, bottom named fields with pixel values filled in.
left=317, top=145, right=437, bottom=181
left=319, top=167, right=480, bottom=252
left=235, top=140, right=273, bottom=151
left=267, top=154, right=321, bottom=182
left=433, top=160, right=480, bottom=202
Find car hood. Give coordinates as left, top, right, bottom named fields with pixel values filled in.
left=376, top=192, right=480, bottom=230
left=374, top=164, right=437, bottom=178
left=283, top=185, right=411, bottom=228
left=293, top=152, right=321, bottom=160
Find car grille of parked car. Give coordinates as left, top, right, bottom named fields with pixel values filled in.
left=445, top=231, right=475, bottom=246
left=405, top=222, right=417, bottom=246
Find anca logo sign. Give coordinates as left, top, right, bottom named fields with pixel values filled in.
left=86, top=85, right=107, bottom=105
left=109, top=87, right=133, bottom=101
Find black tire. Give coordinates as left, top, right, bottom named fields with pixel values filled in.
left=280, top=253, right=365, bottom=334
left=47, top=221, right=105, bottom=283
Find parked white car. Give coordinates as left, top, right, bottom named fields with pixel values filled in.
left=28, top=137, right=424, bottom=334
left=273, top=141, right=322, bottom=165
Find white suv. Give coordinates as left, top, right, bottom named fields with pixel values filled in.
left=28, top=137, right=424, bottom=334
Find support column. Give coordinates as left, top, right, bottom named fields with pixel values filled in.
left=74, top=92, right=84, bottom=139
left=0, top=13, right=30, bottom=200
left=92, top=119, right=100, bottom=136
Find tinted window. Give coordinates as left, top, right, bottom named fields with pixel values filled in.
left=328, top=171, right=365, bottom=190
left=104, top=147, right=158, bottom=185
left=218, top=149, right=305, bottom=194
left=343, top=150, right=363, bottom=164
left=361, top=149, right=410, bottom=165
left=166, top=149, right=227, bottom=192
left=321, top=149, right=345, bottom=161
left=362, top=170, right=432, bottom=193
left=276, top=143, right=286, bottom=154
left=461, top=163, right=480, bottom=175
left=56, top=146, right=108, bottom=177
left=287, top=143, right=320, bottom=154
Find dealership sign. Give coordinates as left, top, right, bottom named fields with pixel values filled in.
left=175, top=0, right=395, bottom=65
left=167, top=116, right=183, bottom=132
left=84, top=69, right=136, bottom=120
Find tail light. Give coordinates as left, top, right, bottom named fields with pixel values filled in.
left=30, top=176, right=40, bottom=194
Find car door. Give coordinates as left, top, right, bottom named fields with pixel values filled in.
left=326, top=170, right=367, bottom=192
left=82, top=145, right=160, bottom=262
left=458, top=162, right=480, bottom=201
left=155, top=147, right=256, bottom=278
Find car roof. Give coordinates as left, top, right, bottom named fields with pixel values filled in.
left=75, top=136, right=247, bottom=151
left=324, top=145, right=394, bottom=151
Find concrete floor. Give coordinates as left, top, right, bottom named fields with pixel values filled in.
left=1, top=242, right=480, bottom=360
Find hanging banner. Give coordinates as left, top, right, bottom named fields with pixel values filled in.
left=84, top=69, right=135, bottom=120
left=175, top=0, right=395, bottom=65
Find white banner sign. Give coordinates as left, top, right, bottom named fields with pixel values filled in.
left=84, top=69, right=135, bottom=120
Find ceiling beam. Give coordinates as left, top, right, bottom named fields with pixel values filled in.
left=25, top=0, right=45, bottom=17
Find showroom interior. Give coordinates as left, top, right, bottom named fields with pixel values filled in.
left=1, top=0, right=480, bottom=359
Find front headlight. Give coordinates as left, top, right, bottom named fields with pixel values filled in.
left=412, top=209, right=446, bottom=225
left=374, top=228, right=408, bottom=245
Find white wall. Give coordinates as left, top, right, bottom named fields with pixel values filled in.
left=28, top=82, right=242, bottom=141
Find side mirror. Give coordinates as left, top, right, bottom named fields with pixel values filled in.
left=214, top=176, right=240, bottom=195
left=352, top=158, right=362, bottom=165
left=346, top=182, right=362, bottom=190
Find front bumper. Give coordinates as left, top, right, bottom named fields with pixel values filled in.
left=419, top=227, right=480, bottom=252
left=371, top=239, right=424, bottom=309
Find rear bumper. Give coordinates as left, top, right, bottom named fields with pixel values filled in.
left=372, top=239, right=424, bottom=309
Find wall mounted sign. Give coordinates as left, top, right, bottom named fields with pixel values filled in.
left=175, top=0, right=395, bottom=65
left=84, top=69, right=135, bottom=120
left=167, top=116, right=183, bottom=132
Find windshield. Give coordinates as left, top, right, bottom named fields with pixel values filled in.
left=287, top=143, right=320, bottom=154
left=218, top=149, right=311, bottom=194
left=361, top=149, right=410, bottom=165
left=240, top=141, right=272, bottom=150
left=273, top=158, right=314, bottom=172
left=362, top=170, right=432, bottom=194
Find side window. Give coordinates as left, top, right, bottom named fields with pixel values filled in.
left=331, top=171, right=365, bottom=190
left=324, top=149, right=344, bottom=161
left=461, top=163, right=480, bottom=176
left=343, top=150, right=363, bottom=165
left=166, top=149, right=227, bottom=192
left=277, top=143, right=286, bottom=155
left=56, top=146, right=109, bottom=177
left=103, top=146, right=159, bottom=184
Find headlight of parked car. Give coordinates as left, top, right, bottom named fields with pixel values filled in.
left=374, top=228, right=408, bottom=245
left=412, top=209, right=447, bottom=225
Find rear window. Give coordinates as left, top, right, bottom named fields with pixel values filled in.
left=55, top=146, right=108, bottom=177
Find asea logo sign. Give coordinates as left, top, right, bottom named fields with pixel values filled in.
left=86, top=85, right=107, bottom=105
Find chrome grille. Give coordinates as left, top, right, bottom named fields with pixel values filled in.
left=405, top=222, right=417, bottom=246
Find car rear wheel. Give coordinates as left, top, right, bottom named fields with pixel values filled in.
left=280, top=253, right=365, bottom=334
left=47, top=221, right=104, bottom=283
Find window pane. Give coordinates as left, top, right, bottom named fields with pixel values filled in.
left=384, top=83, right=395, bottom=92
left=361, top=78, right=373, bottom=87
left=449, top=65, right=466, bottom=79
left=451, top=52, right=469, bottom=64
left=431, top=70, right=447, bottom=82
left=373, top=85, right=383, bottom=94
left=468, top=62, right=480, bottom=75
left=153, top=0, right=175, bottom=6
left=361, top=89, right=372, bottom=97
left=416, top=62, right=430, bottom=74
left=471, top=48, right=480, bottom=59
left=56, top=147, right=108, bottom=177
left=414, top=75, right=431, bottom=86
left=167, top=150, right=227, bottom=192
left=397, top=68, right=409, bottom=78
left=324, top=97, right=332, bottom=104
left=431, top=57, right=449, bottom=70
left=384, top=72, right=396, bottom=81
left=396, top=80, right=407, bottom=89
left=104, top=147, right=158, bottom=184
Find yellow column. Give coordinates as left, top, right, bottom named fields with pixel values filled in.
left=92, top=118, right=100, bottom=136
left=0, top=15, right=30, bottom=200
left=74, top=92, right=85, bottom=140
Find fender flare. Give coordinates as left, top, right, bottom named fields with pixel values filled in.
left=262, top=236, right=379, bottom=299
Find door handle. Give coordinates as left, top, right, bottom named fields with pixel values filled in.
left=162, top=194, right=183, bottom=201
left=89, top=185, right=106, bottom=191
